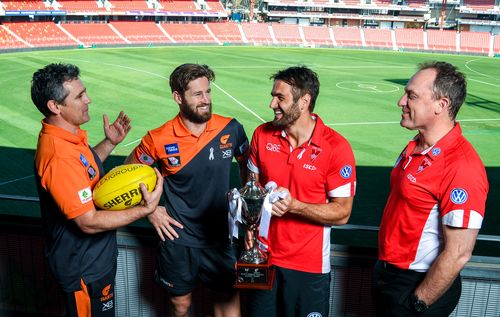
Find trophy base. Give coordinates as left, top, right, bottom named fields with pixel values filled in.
left=234, top=261, right=275, bottom=290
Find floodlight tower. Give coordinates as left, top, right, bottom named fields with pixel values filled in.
left=439, top=0, right=448, bottom=30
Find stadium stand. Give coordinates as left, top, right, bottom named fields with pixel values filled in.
left=61, top=22, right=127, bottom=46
left=158, top=0, right=198, bottom=11
left=494, top=33, right=500, bottom=55
left=1, top=0, right=50, bottom=10
left=462, top=0, right=495, bottom=11
left=56, top=0, right=107, bottom=12
left=394, top=27, right=424, bottom=50
left=207, top=22, right=244, bottom=44
left=160, top=22, right=215, bottom=43
left=110, top=21, right=172, bottom=43
left=426, top=29, right=456, bottom=52
left=332, top=26, right=363, bottom=47
left=241, top=22, right=274, bottom=45
left=4, top=21, right=76, bottom=47
left=107, top=0, right=151, bottom=11
left=272, top=23, right=303, bottom=45
left=0, top=25, right=30, bottom=48
left=301, top=25, right=334, bottom=47
left=460, top=30, right=491, bottom=54
left=363, top=28, right=393, bottom=49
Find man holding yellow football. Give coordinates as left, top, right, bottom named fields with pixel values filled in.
left=32, top=63, right=164, bottom=317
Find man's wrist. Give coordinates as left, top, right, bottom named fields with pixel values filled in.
left=411, top=293, right=429, bottom=313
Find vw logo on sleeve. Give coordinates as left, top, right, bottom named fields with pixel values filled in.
left=340, top=165, right=352, bottom=179
left=450, top=188, right=468, bottom=204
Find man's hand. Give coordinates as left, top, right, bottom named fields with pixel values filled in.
left=103, top=111, right=131, bottom=145
left=139, top=168, right=163, bottom=214
left=271, top=187, right=293, bottom=217
left=147, top=206, right=184, bottom=241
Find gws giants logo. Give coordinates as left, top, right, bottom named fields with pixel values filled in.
left=266, top=143, right=280, bottom=152
left=100, top=283, right=114, bottom=312
left=220, top=134, right=232, bottom=149
left=450, top=188, right=468, bottom=204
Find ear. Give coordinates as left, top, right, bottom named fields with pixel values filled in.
left=173, top=91, right=183, bottom=105
left=47, top=100, right=61, bottom=115
left=300, top=93, right=311, bottom=112
left=435, top=97, right=450, bottom=115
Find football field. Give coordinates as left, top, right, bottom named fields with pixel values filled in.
left=0, top=46, right=498, bottom=253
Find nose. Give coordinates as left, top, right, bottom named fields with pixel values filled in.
left=269, top=96, right=278, bottom=109
left=202, top=92, right=210, bottom=104
left=398, top=94, right=407, bottom=108
left=83, top=93, right=91, bottom=104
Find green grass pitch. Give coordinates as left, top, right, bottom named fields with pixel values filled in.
left=0, top=46, right=498, bottom=253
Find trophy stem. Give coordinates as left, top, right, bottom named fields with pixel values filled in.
left=240, top=229, right=268, bottom=264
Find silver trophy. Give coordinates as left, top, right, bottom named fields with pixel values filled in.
left=239, top=173, right=268, bottom=264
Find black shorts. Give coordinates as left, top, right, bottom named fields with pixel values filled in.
left=245, top=265, right=330, bottom=317
left=65, top=269, right=116, bottom=317
left=156, top=239, right=238, bottom=296
left=372, top=260, right=462, bottom=317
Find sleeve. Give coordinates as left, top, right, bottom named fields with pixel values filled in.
left=132, top=132, right=157, bottom=166
left=440, top=159, right=488, bottom=229
left=247, top=127, right=260, bottom=174
left=233, top=120, right=250, bottom=161
left=326, top=138, right=356, bottom=198
left=41, top=158, right=95, bottom=220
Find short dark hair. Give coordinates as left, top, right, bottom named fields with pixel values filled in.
left=169, top=63, right=215, bottom=96
left=418, top=61, right=466, bottom=120
left=31, top=63, right=80, bottom=117
left=270, top=66, right=320, bottom=112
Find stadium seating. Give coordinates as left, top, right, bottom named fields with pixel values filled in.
left=0, top=26, right=30, bottom=49
left=241, top=23, right=274, bottom=45
left=2, top=0, right=50, bottom=10
left=333, top=27, right=363, bottom=47
left=207, top=22, right=244, bottom=44
left=272, top=23, right=303, bottom=45
left=494, top=34, right=500, bottom=55
left=160, top=23, right=215, bottom=43
left=61, top=22, right=127, bottom=45
left=426, top=29, right=456, bottom=52
left=462, top=0, right=495, bottom=10
left=5, top=21, right=76, bottom=47
left=57, top=0, right=107, bottom=12
left=158, top=0, right=198, bottom=11
left=460, top=31, right=490, bottom=54
left=107, top=0, right=151, bottom=11
left=110, top=21, right=172, bottom=43
left=363, top=28, right=393, bottom=49
left=394, top=28, right=424, bottom=50
left=302, top=25, right=334, bottom=47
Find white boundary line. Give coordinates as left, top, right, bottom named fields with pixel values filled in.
left=0, top=175, right=33, bottom=186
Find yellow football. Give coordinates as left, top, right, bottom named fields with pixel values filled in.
left=93, top=164, right=157, bottom=211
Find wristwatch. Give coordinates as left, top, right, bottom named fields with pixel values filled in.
left=411, top=293, right=429, bottom=313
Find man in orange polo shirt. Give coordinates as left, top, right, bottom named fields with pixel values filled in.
left=33, top=63, right=163, bottom=317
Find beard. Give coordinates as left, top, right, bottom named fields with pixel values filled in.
left=272, top=101, right=301, bottom=129
left=180, top=101, right=212, bottom=124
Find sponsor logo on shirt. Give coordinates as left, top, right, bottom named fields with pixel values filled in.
left=167, top=156, right=181, bottom=167
left=222, top=149, right=232, bottom=159
left=239, top=140, right=249, bottom=155
left=340, top=165, right=352, bottom=179
left=406, top=173, right=417, bottom=183
left=139, top=153, right=154, bottom=165
left=88, top=165, right=97, bottom=180
left=79, top=153, right=89, bottom=167
left=102, top=300, right=113, bottom=312
left=450, top=188, right=468, bottom=204
left=78, top=187, right=92, bottom=204
left=266, top=143, right=280, bottom=152
left=164, top=143, right=179, bottom=155
left=432, top=147, right=441, bottom=157
left=303, top=164, right=316, bottom=171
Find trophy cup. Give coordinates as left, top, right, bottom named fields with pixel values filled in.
left=233, top=173, right=275, bottom=290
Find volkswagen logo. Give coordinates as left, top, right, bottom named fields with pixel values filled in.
left=450, top=188, right=468, bottom=204
left=340, top=165, right=352, bottom=179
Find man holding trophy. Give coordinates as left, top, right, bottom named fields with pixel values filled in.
left=244, top=66, right=357, bottom=317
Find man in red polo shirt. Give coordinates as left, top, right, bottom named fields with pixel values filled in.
left=373, top=61, right=489, bottom=316
left=245, top=66, right=356, bottom=317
